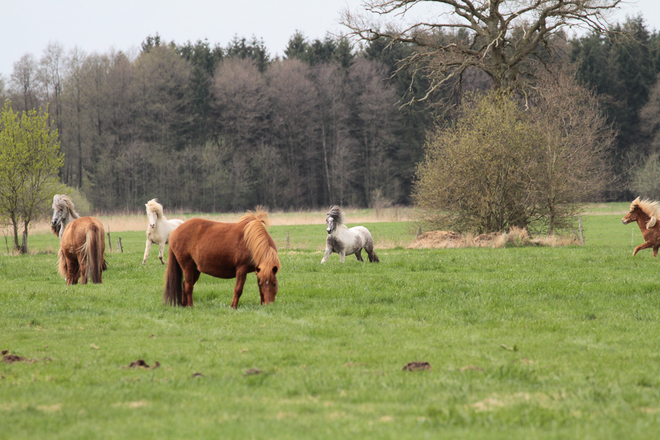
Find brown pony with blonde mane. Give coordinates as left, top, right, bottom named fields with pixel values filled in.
left=163, top=209, right=281, bottom=308
left=51, top=194, right=106, bottom=284
left=622, top=197, right=660, bottom=257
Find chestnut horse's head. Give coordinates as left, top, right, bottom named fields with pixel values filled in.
left=256, top=265, right=279, bottom=305
left=241, top=210, right=282, bottom=306
left=623, top=197, right=657, bottom=228
left=622, top=206, right=639, bottom=225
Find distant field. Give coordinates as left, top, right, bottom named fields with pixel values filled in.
left=2, top=208, right=659, bottom=439
left=26, top=206, right=416, bottom=236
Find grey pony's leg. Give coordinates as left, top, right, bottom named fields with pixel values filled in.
left=355, top=249, right=364, bottom=262
left=321, top=247, right=332, bottom=263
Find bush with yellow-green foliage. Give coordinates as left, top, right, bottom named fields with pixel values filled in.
left=414, top=73, right=612, bottom=236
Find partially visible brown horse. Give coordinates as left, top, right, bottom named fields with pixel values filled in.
left=55, top=216, right=106, bottom=284
left=622, top=197, right=660, bottom=257
left=163, top=209, right=281, bottom=308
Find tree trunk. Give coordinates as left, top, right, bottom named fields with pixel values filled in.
left=21, top=221, right=29, bottom=254
left=11, top=217, right=20, bottom=251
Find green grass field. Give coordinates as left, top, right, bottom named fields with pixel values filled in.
left=2, top=213, right=660, bottom=439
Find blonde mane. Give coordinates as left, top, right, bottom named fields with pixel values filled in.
left=631, top=197, right=660, bottom=228
left=240, top=209, right=281, bottom=273
left=145, top=198, right=164, bottom=219
left=53, top=194, right=80, bottom=219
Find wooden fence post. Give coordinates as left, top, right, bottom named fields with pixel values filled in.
left=107, top=226, right=113, bottom=252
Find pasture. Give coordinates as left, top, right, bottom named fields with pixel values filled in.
left=2, top=209, right=660, bottom=439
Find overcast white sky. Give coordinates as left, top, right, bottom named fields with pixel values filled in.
left=1, top=0, right=659, bottom=79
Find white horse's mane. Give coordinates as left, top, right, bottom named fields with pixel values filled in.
left=52, top=194, right=80, bottom=219
left=146, top=198, right=164, bottom=219
left=51, top=194, right=80, bottom=242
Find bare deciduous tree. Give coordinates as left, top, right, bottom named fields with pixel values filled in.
left=342, top=0, right=623, bottom=97
left=211, top=58, right=269, bottom=148
left=267, top=59, right=319, bottom=207
left=347, top=58, right=401, bottom=205
left=9, top=54, right=40, bottom=112
left=528, top=66, right=613, bottom=234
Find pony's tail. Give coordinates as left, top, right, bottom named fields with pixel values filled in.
left=84, top=223, right=104, bottom=283
left=57, top=247, right=68, bottom=279
left=365, top=235, right=380, bottom=263
left=163, top=246, right=183, bottom=306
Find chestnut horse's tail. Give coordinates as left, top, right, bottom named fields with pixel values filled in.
left=57, top=247, right=68, bottom=279
left=82, top=222, right=105, bottom=283
left=163, top=246, right=183, bottom=306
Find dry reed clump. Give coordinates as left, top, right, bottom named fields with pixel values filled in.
left=408, top=227, right=580, bottom=249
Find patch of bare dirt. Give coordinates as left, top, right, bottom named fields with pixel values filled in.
left=245, top=368, right=262, bottom=376
left=2, top=354, right=26, bottom=364
left=128, top=359, right=160, bottom=369
left=402, top=361, right=431, bottom=372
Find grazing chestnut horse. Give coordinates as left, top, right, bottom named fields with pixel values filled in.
left=51, top=194, right=106, bottom=284
left=622, top=197, right=660, bottom=257
left=163, top=209, right=281, bottom=308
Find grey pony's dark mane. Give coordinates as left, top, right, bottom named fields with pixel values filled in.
left=326, top=205, right=345, bottom=226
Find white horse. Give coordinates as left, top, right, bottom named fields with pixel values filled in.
left=51, top=194, right=81, bottom=242
left=143, top=198, right=185, bottom=265
left=321, top=205, right=379, bottom=263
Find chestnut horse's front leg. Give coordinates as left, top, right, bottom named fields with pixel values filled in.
left=231, top=267, right=248, bottom=309
left=654, top=245, right=660, bottom=257
left=633, top=241, right=653, bottom=256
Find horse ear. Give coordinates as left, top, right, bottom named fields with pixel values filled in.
left=272, top=266, right=278, bottom=275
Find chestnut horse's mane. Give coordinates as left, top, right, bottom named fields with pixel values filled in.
left=239, top=209, right=281, bottom=272
left=145, top=198, right=164, bottom=219
left=631, top=197, right=660, bottom=228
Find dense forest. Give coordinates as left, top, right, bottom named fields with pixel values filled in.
left=1, top=16, right=660, bottom=212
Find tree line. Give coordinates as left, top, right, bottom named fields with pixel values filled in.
left=1, top=16, right=660, bottom=213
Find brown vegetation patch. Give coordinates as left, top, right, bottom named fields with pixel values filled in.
left=409, top=227, right=579, bottom=249
left=458, top=365, right=484, bottom=372
left=245, top=368, right=262, bottom=376
left=402, top=361, right=431, bottom=371
left=470, top=392, right=553, bottom=412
